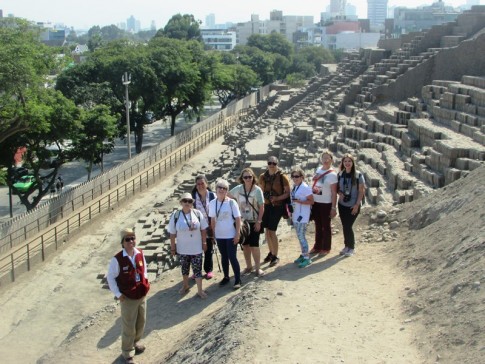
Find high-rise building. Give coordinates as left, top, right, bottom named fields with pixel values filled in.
left=330, top=0, right=347, bottom=17
left=367, top=0, right=388, bottom=26
left=126, top=15, right=136, bottom=32
left=205, top=13, right=215, bottom=28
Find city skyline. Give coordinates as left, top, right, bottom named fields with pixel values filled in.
left=1, top=0, right=478, bottom=30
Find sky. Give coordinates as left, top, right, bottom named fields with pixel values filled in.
left=0, top=0, right=480, bottom=30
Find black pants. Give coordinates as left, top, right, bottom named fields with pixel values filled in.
left=338, top=204, right=360, bottom=249
left=203, top=238, right=214, bottom=273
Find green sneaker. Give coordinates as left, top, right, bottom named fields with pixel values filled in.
left=298, top=258, right=312, bottom=268
left=293, top=255, right=304, bottom=264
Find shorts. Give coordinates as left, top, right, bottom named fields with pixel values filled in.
left=262, top=204, right=284, bottom=231
left=242, top=222, right=262, bottom=247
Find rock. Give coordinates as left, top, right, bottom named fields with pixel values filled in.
left=390, top=221, right=400, bottom=229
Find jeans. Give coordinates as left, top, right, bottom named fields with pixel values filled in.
left=338, top=204, right=360, bottom=249
left=216, top=238, right=241, bottom=283
left=294, top=222, right=309, bottom=258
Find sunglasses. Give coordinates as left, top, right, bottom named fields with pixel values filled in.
left=217, top=186, right=228, bottom=190
left=267, top=161, right=278, bottom=166
left=291, top=175, right=302, bottom=178
left=124, top=236, right=136, bottom=242
left=181, top=199, right=193, bottom=203
left=243, top=176, right=253, bottom=179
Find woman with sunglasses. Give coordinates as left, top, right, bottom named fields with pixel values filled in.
left=258, top=156, right=290, bottom=267
left=167, top=193, right=209, bottom=298
left=191, top=174, right=216, bottom=279
left=228, top=168, right=265, bottom=276
left=209, top=179, right=242, bottom=289
left=290, top=168, right=314, bottom=268
left=310, top=150, right=338, bottom=256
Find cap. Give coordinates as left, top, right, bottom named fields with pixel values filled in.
left=180, top=192, right=194, bottom=202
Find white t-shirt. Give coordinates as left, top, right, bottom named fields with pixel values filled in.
left=229, top=184, right=264, bottom=222
left=208, top=198, right=241, bottom=239
left=291, top=182, right=313, bottom=223
left=312, top=167, right=338, bottom=203
left=166, top=209, right=208, bottom=255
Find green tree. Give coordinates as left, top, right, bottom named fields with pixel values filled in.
left=212, top=62, right=259, bottom=108
left=1, top=89, right=81, bottom=210
left=0, top=18, right=55, bottom=143
left=148, top=37, right=210, bottom=135
left=71, top=105, right=118, bottom=180
left=157, top=14, right=202, bottom=41
left=233, top=45, right=276, bottom=84
left=293, top=46, right=335, bottom=76
left=247, top=33, right=294, bottom=59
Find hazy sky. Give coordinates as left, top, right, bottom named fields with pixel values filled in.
left=0, top=0, right=479, bottom=30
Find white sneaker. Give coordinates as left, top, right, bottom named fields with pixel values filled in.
left=345, top=249, right=355, bottom=257
left=339, top=247, right=349, bottom=255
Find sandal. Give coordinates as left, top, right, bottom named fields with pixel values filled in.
left=197, top=291, right=207, bottom=299
left=255, top=269, right=265, bottom=277
left=178, top=286, right=190, bottom=295
left=241, top=267, right=253, bottom=275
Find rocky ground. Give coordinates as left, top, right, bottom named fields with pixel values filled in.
left=0, top=130, right=483, bottom=363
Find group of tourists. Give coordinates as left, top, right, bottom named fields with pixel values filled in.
left=106, top=150, right=366, bottom=364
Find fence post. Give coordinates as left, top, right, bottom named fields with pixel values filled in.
left=11, top=254, right=15, bottom=282
left=27, top=244, right=30, bottom=271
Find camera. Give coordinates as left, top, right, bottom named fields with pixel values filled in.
left=263, top=191, right=272, bottom=200
left=343, top=194, right=351, bottom=203
left=297, top=215, right=303, bottom=222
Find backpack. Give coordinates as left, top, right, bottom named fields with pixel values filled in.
left=229, top=199, right=251, bottom=246
left=337, top=171, right=366, bottom=205
left=172, top=209, right=203, bottom=230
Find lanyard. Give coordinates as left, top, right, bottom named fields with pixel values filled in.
left=197, top=191, right=209, bottom=217
left=215, top=199, right=225, bottom=219
left=181, top=209, right=193, bottom=229
left=291, top=183, right=301, bottom=199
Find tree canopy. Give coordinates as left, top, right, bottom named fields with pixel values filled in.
left=156, top=14, right=202, bottom=41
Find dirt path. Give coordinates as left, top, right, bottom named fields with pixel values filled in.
left=0, top=139, right=424, bottom=364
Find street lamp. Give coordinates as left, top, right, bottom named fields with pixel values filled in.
left=122, top=72, right=132, bottom=159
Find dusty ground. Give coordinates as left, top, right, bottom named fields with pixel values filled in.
left=0, top=137, right=484, bottom=364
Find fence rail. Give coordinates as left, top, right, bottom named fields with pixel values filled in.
left=0, top=108, right=245, bottom=287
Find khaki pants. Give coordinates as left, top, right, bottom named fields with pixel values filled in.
left=120, top=296, right=147, bottom=358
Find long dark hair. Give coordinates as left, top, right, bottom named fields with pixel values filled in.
left=339, top=153, right=357, bottom=185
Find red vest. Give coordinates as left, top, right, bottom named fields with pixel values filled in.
left=114, top=249, right=150, bottom=299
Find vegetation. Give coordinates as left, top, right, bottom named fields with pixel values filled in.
left=0, top=14, right=338, bottom=212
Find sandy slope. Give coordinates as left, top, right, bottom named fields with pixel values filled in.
left=1, top=136, right=483, bottom=364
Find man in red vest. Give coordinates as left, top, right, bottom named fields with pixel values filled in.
left=107, top=228, right=150, bottom=364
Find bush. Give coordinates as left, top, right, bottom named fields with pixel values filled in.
left=285, top=73, right=306, bottom=88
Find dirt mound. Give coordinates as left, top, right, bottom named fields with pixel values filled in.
left=394, top=165, right=485, bottom=363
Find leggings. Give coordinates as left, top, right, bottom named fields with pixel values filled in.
left=294, top=222, right=310, bottom=258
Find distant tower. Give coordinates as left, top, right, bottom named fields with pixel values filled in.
left=150, top=20, right=156, bottom=31
left=126, top=15, right=136, bottom=32
left=330, top=0, right=347, bottom=17
left=367, top=0, right=388, bottom=26
left=205, top=13, right=215, bottom=28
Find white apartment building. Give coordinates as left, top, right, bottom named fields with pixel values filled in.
left=235, top=12, right=314, bottom=45
left=200, top=29, right=237, bottom=51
